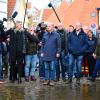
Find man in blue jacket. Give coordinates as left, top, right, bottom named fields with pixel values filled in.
left=67, top=22, right=88, bottom=84
left=41, top=22, right=61, bottom=86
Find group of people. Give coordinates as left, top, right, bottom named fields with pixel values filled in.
left=0, top=20, right=100, bottom=86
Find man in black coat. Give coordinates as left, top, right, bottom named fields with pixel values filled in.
left=6, top=21, right=26, bottom=83
left=6, top=21, right=39, bottom=83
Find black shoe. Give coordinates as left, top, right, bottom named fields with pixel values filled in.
left=90, top=78, right=95, bottom=82
left=62, top=78, right=66, bottom=82
left=55, top=79, right=59, bottom=82
left=30, top=76, right=36, bottom=81
left=87, top=77, right=92, bottom=80
left=25, top=76, right=29, bottom=82
left=76, top=78, right=80, bottom=84
left=18, top=78, right=22, bottom=84
left=66, top=78, right=72, bottom=84
left=10, top=79, right=15, bottom=83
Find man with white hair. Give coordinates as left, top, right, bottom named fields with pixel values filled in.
left=41, top=22, right=61, bottom=86
left=67, top=22, right=88, bottom=84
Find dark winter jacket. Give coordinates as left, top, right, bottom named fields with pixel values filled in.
left=6, top=28, right=40, bottom=61
left=94, top=33, right=100, bottom=58
left=86, top=35, right=97, bottom=54
left=6, top=28, right=26, bottom=55
left=57, top=29, right=68, bottom=51
left=26, top=34, right=39, bottom=55
left=37, top=31, right=45, bottom=51
left=68, top=29, right=88, bottom=56
left=41, top=31, right=61, bottom=61
left=0, top=28, right=8, bottom=53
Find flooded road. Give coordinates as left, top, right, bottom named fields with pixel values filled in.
left=0, top=78, right=100, bottom=100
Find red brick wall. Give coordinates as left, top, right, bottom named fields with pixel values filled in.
left=7, top=0, right=16, bottom=17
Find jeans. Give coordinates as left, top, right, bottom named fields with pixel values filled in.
left=92, top=59, right=100, bottom=79
left=55, top=60, right=60, bottom=80
left=44, top=61, right=56, bottom=81
left=25, top=54, right=39, bottom=76
left=0, top=54, right=2, bottom=80
left=68, top=54, right=83, bottom=79
left=88, top=54, right=96, bottom=76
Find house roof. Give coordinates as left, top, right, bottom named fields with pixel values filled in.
left=8, top=0, right=16, bottom=17
left=42, top=0, right=100, bottom=27
left=42, top=9, right=53, bottom=21
left=45, top=0, right=69, bottom=26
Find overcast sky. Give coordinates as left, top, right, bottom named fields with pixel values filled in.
left=26, top=0, right=74, bottom=9
left=27, top=0, right=50, bottom=9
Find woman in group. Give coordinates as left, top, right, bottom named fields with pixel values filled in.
left=25, top=26, right=39, bottom=82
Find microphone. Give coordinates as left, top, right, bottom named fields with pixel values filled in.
left=12, top=11, right=18, bottom=19
left=3, top=18, right=7, bottom=22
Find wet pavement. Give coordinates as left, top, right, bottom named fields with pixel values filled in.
left=0, top=77, right=100, bottom=100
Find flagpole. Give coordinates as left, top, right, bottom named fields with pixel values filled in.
left=23, top=0, right=28, bottom=28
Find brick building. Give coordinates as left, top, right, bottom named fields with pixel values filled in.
left=42, top=0, right=100, bottom=27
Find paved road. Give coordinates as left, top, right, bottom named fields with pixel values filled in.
left=0, top=77, right=100, bottom=100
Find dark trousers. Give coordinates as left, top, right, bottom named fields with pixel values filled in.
left=9, top=53, right=24, bottom=81
left=88, top=54, right=96, bottom=77
left=2, top=52, right=9, bottom=77
left=92, top=58, right=100, bottom=79
left=55, top=51, right=67, bottom=80
left=38, top=51, right=45, bottom=78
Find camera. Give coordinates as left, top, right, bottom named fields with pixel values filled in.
left=36, top=22, right=47, bottom=33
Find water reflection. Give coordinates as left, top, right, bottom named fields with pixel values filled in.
left=0, top=81, right=100, bottom=100
left=0, top=85, right=24, bottom=100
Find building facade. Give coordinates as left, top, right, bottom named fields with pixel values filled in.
left=42, top=0, right=100, bottom=27
left=0, top=0, right=7, bottom=20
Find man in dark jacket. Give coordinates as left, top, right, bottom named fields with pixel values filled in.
left=55, top=23, right=68, bottom=82
left=6, top=21, right=26, bottom=83
left=41, top=23, right=61, bottom=86
left=67, top=22, right=88, bottom=84
left=6, top=21, right=38, bottom=83
left=36, top=22, right=47, bottom=81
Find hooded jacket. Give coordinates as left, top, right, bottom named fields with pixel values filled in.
left=68, top=29, right=88, bottom=56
